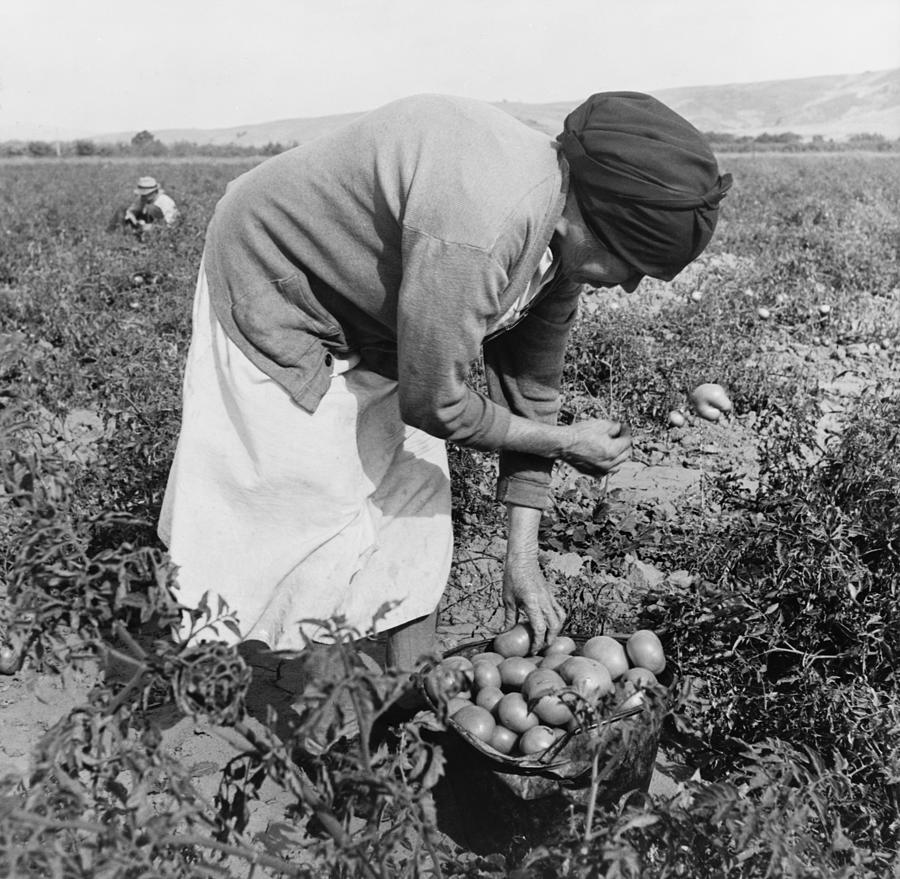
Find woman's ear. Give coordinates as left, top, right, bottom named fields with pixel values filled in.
left=556, top=186, right=583, bottom=239
left=554, top=212, right=571, bottom=238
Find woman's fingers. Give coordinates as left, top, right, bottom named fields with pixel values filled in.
left=563, top=418, right=634, bottom=475
left=524, top=593, right=568, bottom=652
left=545, top=595, right=566, bottom=645
left=529, top=613, right=548, bottom=653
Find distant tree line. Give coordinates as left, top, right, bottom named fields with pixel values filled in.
left=703, top=130, right=899, bottom=152
left=2, top=127, right=898, bottom=159
left=0, top=129, right=295, bottom=159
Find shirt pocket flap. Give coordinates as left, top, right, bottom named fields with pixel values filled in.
left=231, top=273, right=344, bottom=368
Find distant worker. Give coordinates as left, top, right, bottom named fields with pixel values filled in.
left=110, top=176, right=180, bottom=236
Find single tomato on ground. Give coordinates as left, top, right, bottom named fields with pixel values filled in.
left=689, top=383, right=733, bottom=422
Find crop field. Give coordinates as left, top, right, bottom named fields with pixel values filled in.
left=1, top=152, right=899, bottom=877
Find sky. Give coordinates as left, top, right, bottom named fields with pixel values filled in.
left=1, top=0, right=899, bottom=141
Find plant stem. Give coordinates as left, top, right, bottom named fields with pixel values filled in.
left=340, top=644, right=372, bottom=771
left=583, top=745, right=603, bottom=843
left=105, top=666, right=147, bottom=714
left=112, top=620, right=148, bottom=659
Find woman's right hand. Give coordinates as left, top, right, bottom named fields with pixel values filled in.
left=560, top=419, right=632, bottom=476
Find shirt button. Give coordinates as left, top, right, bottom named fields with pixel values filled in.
left=324, top=352, right=333, bottom=367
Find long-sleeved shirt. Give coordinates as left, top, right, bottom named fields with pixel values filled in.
left=204, top=94, right=582, bottom=508
left=127, top=191, right=179, bottom=226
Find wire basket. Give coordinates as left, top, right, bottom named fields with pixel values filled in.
left=425, top=633, right=676, bottom=803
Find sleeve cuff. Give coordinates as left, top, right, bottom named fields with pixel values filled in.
left=495, top=450, right=554, bottom=509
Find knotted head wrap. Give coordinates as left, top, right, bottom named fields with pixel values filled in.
left=557, top=92, right=733, bottom=281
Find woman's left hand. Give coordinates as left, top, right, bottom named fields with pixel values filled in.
left=502, top=552, right=566, bottom=653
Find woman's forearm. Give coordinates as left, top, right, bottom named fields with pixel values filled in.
left=506, top=503, right=542, bottom=561
left=501, top=413, right=571, bottom=459
left=502, top=502, right=567, bottom=649
left=500, top=412, right=632, bottom=477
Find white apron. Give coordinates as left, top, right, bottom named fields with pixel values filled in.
left=158, top=265, right=453, bottom=650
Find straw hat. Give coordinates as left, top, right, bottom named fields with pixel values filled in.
left=134, top=176, right=160, bottom=195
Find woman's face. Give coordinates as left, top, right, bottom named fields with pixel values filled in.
left=553, top=192, right=644, bottom=292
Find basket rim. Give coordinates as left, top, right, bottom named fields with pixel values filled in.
left=444, top=631, right=642, bottom=656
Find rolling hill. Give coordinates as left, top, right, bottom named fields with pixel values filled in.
left=94, top=68, right=899, bottom=148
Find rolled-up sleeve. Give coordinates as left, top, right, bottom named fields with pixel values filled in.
left=483, top=278, right=582, bottom=508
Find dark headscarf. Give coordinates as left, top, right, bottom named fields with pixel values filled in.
left=557, top=92, right=733, bottom=280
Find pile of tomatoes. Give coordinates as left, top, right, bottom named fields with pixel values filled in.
left=424, top=625, right=667, bottom=758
